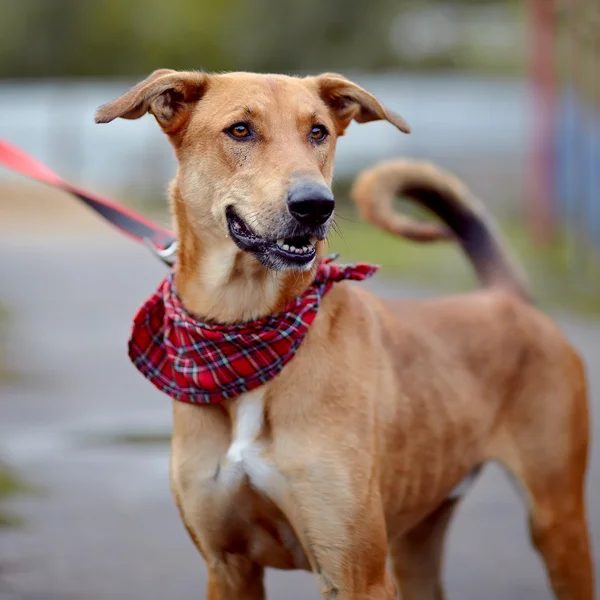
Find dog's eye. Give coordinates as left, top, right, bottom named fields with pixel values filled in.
left=309, top=124, right=328, bottom=143
left=226, top=122, right=253, bottom=140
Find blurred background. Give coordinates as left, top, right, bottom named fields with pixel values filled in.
left=0, top=1, right=598, bottom=599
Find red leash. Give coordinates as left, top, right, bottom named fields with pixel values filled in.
left=0, top=138, right=177, bottom=264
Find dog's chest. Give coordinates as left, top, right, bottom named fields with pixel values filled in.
left=220, top=389, right=280, bottom=495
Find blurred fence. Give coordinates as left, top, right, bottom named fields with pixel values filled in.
left=0, top=73, right=528, bottom=210
left=528, top=0, right=600, bottom=289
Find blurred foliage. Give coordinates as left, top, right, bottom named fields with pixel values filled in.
left=0, top=0, right=522, bottom=78
left=555, top=0, right=600, bottom=106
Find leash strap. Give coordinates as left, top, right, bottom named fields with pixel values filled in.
left=0, top=138, right=177, bottom=264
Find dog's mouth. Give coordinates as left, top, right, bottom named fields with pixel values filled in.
left=226, top=207, right=318, bottom=270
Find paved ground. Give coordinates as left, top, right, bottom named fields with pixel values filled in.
left=0, top=232, right=598, bottom=600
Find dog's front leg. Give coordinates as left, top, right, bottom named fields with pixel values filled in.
left=274, top=460, right=397, bottom=600
left=205, top=555, right=265, bottom=600
left=171, top=402, right=267, bottom=600
left=292, top=486, right=395, bottom=600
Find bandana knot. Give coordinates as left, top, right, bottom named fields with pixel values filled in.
left=128, top=256, right=378, bottom=404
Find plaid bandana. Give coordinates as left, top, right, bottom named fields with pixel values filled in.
left=128, top=257, right=379, bottom=404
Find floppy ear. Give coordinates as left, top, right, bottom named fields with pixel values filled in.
left=94, top=69, right=209, bottom=134
left=314, top=73, right=410, bottom=135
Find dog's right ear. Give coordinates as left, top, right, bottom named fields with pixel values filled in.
left=94, top=69, right=209, bottom=134
left=313, top=73, right=410, bottom=136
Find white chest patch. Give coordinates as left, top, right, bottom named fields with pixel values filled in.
left=222, top=389, right=279, bottom=494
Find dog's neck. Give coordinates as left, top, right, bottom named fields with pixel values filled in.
left=170, top=187, right=321, bottom=324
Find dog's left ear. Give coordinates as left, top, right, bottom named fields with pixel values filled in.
left=314, top=73, right=410, bottom=136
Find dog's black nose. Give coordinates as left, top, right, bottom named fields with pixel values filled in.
left=287, top=181, right=335, bottom=227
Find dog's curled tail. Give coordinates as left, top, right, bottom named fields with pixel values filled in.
left=351, top=159, right=531, bottom=301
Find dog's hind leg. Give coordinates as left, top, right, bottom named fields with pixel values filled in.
left=389, top=498, right=459, bottom=600
left=497, top=451, right=593, bottom=600
left=490, top=345, right=594, bottom=600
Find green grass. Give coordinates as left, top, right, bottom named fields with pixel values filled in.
left=327, top=208, right=600, bottom=316
left=0, top=358, right=18, bottom=385
left=0, top=300, right=17, bottom=384
left=0, top=464, right=31, bottom=528
left=0, top=465, right=28, bottom=497
left=86, top=431, right=172, bottom=447
left=0, top=301, right=30, bottom=527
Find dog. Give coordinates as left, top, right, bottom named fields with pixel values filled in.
left=96, top=70, right=593, bottom=600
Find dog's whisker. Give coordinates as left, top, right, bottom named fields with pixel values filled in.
left=334, top=212, right=362, bottom=223
left=332, top=220, right=343, bottom=237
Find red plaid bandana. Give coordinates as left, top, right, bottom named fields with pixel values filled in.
left=128, top=257, right=378, bottom=404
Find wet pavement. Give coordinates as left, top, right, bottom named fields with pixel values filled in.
left=0, top=234, right=598, bottom=600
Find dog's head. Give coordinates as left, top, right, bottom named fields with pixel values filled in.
left=96, top=70, right=409, bottom=271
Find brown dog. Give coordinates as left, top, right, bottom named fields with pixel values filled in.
left=96, top=70, right=593, bottom=599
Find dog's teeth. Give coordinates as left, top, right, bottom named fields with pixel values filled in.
left=309, top=236, right=317, bottom=245
left=277, top=241, right=314, bottom=254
